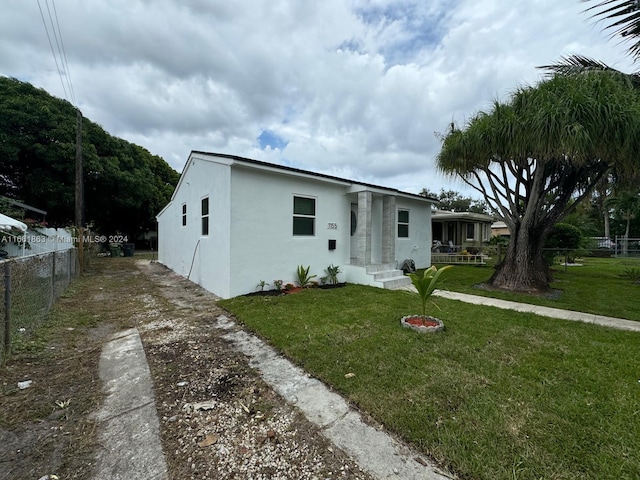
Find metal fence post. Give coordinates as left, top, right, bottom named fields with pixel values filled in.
left=4, top=262, right=11, bottom=357
left=51, top=250, right=57, bottom=308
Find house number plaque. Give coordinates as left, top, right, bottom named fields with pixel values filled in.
left=327, top=223, right=338, bottom=229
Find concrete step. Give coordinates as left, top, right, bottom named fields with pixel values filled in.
left=365, top=263, right=397, bottom=274
left=372, top=269, right=404, bottom=281
left=379, top=275, right=412, bottom=290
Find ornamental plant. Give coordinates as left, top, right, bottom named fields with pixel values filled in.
left=325, top=264, right=341, bottom=284
left=407, top=265, right=453, bottom=316
left=296, top=265, right=317, bottom=287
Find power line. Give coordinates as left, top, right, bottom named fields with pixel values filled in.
left=37, top=0, right=77, bottom=106
left=47, top=0, right=76, bottom=105
left=37, top=0, right=68, bottom=101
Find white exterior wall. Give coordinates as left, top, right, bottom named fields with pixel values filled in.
left=396, top=197, right=432, bottom=269
left=157, top=155, right=233, bottom=298
left=228, top=166, right=351, bottom=297
left=158, top=152, right=435, bottom=299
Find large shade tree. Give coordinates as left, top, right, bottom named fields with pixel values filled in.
left=0, top=77, right=179, bottom=237
left=436, top=71, right=640, bottom=292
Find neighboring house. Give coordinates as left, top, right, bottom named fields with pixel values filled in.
left=431, top=210, right=493, bottom=251
left=157, top=152, right=437, bottom=299
left=491, top=221, right=510, bottom=238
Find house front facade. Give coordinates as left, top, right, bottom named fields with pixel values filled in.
left=157, top=152, right=437, bottom=298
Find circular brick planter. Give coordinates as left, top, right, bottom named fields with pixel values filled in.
left=400, top=315, right=444, bottom=333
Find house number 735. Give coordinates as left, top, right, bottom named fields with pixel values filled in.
left=327, top=223, right=338, bottom=229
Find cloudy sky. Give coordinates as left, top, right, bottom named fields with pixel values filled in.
left=1, top=0, right=636, bottom=196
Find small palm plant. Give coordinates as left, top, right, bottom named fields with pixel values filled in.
left=296, top=265, right=317, bottom=287
left=408, top=265, right=453, bottom=316
left=325, top=264, right=341, bottom=284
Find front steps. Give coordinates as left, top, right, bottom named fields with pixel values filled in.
left=366, top=263, right=411, bottom=290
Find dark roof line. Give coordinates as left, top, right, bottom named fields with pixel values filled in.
left=191, top=151, right=438, bottom=202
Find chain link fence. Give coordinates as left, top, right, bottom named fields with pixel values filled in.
left=1, top=248, right=78, bottom=361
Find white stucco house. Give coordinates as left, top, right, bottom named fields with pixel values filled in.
left=157, top=152, right=437, bottom=299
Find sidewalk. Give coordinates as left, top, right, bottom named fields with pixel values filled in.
left=432, top=289, right=640, bottom=332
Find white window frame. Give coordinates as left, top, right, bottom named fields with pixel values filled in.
left=398, top=209, right=409, bottom=238
left=466, top=222, right=475, bottom=241
left=201, top=197, right=209, bottom=236
left=292, top=195, right=316, bottom=236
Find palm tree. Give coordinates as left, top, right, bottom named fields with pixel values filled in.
left=542, top=1, right=640, bottom=76
left=437, top=72, right=640, bottom=292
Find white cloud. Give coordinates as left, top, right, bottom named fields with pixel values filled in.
left=1, top=0, right=636, bottom=199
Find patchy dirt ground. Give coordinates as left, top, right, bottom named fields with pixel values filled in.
left=1, top=256, right=373, bottom=479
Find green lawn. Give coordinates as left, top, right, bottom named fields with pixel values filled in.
left=434, top=256, right=640, bottom=321
left=220, top=279, right=640, bottom=480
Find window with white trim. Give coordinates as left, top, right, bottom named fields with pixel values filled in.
left=398, top=209, right=409, bottom=238
left=293, top=196, right=315, bottom=236
left=201, top=197, right=209, bottom=236
left=181, top=203, right=187, bottom=226
left=466, top=222, right=475, bottom=241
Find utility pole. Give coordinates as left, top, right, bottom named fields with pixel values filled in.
left=75, top=108, right=84, bottom=273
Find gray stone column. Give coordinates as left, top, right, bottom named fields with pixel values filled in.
left=382, top=195, right=396, bottom=264
left=356, top=191, right=372, bottom=266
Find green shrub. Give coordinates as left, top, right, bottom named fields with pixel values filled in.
left=544, top=223, right=583, bottom=265
left=621, top=266, right=640, bottom=283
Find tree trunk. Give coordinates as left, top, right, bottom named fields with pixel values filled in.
left=603, top=211, right=610, bottom=239
left=488, top=225, right=552, bottom=293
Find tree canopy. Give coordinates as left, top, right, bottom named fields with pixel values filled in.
left=419, top=188, right=489, bottom=214
left=0, top=77, right=179, bottom=238
left=437, top=71, right=640, bottom=292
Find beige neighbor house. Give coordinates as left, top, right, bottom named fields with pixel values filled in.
left=491, top=221, right=510, bottom=238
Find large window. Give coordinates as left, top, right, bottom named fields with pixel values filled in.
left=181, top=203, right=187, bottom=226
left=398, top=209, right=409, bottom=238
left=293, top=196, right=315, bottom=236
left=201, top=197, right=209, bottom=236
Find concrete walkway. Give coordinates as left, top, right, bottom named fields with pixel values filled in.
left=431, top=289, right=640, bottom=332
left=93, top=328, right=168, bottom=480
left=215, top=315, right=452, bottom=480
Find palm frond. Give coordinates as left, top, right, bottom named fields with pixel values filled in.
left=539, top=54, right=614, bottom=77
left=538, top=54, right=640, bottom=85
left=583, top=0, right=640, bottom=58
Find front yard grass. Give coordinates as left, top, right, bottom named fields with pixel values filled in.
left=220, top=285, right=640, bottom=480
left=434, top=256, right=640, bottom=321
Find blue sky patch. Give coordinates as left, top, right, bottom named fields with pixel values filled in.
left=258, top=129, right=289, bottom=150
left=354, top=3, right=446, bottom=65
